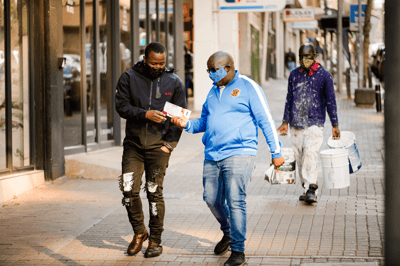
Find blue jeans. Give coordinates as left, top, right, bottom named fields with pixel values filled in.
left=203, top=155, right=256, bottom=252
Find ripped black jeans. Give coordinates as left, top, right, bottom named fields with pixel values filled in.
left=121, top=144, right=171, bottom=244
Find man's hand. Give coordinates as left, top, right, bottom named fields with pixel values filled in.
left=272, top=156, right=285, bottom=169
left=160, top=146, right=171, bottom=153
left=146, top=110, right=166, bottom=123
left=171, top=116, right=188, bottom=128
left=332, top=125, right=340, bottom=140
left=277, top=122, right=288, bottom=136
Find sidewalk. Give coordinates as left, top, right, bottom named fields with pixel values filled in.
left=0, top=78, right=384, bottom=266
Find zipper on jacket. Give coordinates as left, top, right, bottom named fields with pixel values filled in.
left=156, top=78, right=161, bottom=98
left=145, top=81, right=154, bottom=147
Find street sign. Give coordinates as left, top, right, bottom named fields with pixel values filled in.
left=350, top=4, right=367, bottom=31
left=218, top=0, right=286, bottom=12
left=283, top=8, right=315, bottom=22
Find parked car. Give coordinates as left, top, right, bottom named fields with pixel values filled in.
left=63, top=54, right=81, bottom=115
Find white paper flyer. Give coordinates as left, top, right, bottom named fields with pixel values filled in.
left=162, top=102, right=191, bottom=119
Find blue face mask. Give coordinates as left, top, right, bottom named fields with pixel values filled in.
left=208, top=66, right=228, bottom=85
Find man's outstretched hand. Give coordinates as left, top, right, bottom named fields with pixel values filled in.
left=146, top=110, right=166, bottom=123
left=277, top=122, right=288, bottom=136
left=171, top=116, right=188, bottom=128
left=272, top=156, right=285, bottom=169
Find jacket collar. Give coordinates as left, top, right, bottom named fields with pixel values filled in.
left=216, top=70, right=239, bottom=89
left=299, top=61, right=321, bottom=76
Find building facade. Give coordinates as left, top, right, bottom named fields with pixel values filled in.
left=0, top=0, right=184, bottom=203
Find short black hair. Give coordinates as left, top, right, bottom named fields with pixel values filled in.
left=145, top=42, right=167, bottom=58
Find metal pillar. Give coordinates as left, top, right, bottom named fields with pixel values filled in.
left=94, top=0, right=101, bottom=144
left=80, top=0, right=87, bottom=149
left=4, top=0, right=12, bottom=168
left=173, top=0, right=184, bottom=84
left=131, top=0, right=140, bottom=65
left=108, top=0, right=121, bottom=145
left=156, top=0, right=160, bottom=42
left=146, top=0, right=150, bottom=45
left=337, top=0, right=343, bottom=93
left=165, top=0, right=169, bottom=66
left=385, top=0, right=400, bottom=264
left=358, top=0, right=363, bottom=88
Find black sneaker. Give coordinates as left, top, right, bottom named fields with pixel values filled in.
left=214, top=235, right=231, bottom=255
left=224, top=251, right=246, bottom=266
left=299, top=193, right=306, bottom=201
left=305, top=184, right=318, bottom=204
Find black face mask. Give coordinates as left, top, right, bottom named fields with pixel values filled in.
left=144, top=63, right=165, bottom=79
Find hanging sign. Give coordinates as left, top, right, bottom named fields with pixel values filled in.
left=218, top=0, right=286, bottom=12
left=283, top=8, right=315, bottom=22
left=289, top=20, right=319, bottom=30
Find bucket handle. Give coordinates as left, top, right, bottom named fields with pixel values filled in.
left=329, top=137, right=346, bottom=150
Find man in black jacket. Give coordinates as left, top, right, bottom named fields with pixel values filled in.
left=115, top=42, right=186, bottom=258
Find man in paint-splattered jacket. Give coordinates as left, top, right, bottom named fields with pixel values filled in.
left=277, top=43, right=340, bottom=204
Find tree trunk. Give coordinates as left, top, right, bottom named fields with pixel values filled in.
left=363, top=0, right=373, bottom=87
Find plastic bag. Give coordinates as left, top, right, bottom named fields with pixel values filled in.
left=264, top=165, right=278, bottom=184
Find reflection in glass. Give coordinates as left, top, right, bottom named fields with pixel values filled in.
left=120, top=1, right=132, bottom=141
left=0, top=3, right=6, bottom=169
left=86, top=0, right=95, bottom=144
left=120, top=1, right=131, bottom=75
left=99, top=0, right=112, bottom=142
left=63, top=0, right=82, bottom=147
left=11, top=0, right=30, bottom=168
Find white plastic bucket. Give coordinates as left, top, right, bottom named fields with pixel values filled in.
left=265, top=148, right=296, bottom=184
left=320, top=149, right=350, bottom=189
left=327, top=131, right=362, bottom=174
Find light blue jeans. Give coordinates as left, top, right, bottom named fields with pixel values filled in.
left=203, top=155, right=255, bottom=252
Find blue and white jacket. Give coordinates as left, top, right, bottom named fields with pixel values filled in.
left=185, top=71, right=282, bottom=161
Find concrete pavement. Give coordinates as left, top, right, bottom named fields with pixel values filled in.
left=0, top=77, right=384, bottom=265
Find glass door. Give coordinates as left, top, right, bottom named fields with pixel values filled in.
left=86, top=0, right=95, bottom=144
left=63, top=0, right=122, bottom=154
left=0, top=2, right=6, bottom=169
left=0, top=0, right=33, bottom=173
left=62, top=0, right=83, bottom=149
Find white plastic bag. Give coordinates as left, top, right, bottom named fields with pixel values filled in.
left=264, top=165, right=278, bottom=184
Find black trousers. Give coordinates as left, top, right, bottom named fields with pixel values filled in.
left=121, top=144, right=171, bottom=244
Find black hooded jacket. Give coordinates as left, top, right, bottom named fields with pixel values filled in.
left=115, top=61, right=186, bottom=151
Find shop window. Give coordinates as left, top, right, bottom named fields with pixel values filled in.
left=0, top=0, right=31, bottom=170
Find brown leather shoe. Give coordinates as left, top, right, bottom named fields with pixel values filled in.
left=144, top=241, right=163, bottom=258
left=127, top=229, right=148, bottom=256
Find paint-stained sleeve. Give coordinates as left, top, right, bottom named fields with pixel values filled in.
left=115, top=71, right=147, bottom=121
left=248, top=82, right=282, bottom=159
left=324, top=73, right=339, bottom=126
left=282, top=73, right=294, bottom=124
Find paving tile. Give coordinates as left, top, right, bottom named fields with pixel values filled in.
left=0, top=79, right=386, bottom=265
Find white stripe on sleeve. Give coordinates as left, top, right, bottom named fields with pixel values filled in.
left=240, top=75, right=281, bottom=155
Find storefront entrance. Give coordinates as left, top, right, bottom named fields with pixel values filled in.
left=62, top=0, right=184, bottom=156
left=0, top=0, right=34, bottom=174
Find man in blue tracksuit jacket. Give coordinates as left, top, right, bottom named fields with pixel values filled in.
left=171, top=51, right=284, bottom=266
